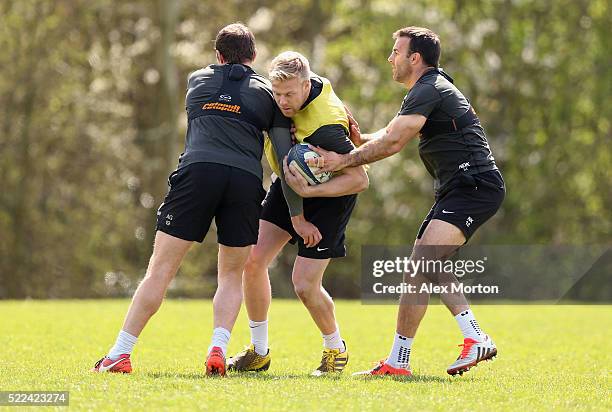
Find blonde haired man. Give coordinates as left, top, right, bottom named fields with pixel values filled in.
left=228, top=51, right=368, bottom=376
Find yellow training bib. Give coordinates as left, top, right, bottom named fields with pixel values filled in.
left=265, top=76, right=348, bottom=175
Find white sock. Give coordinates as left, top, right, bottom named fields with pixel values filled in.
left=249, top=319, right=269, bottom=356
left=208, top=327, right=231, bottom=355
left=385, top=333, right=413, bottom=369
left=322, top=328, right=345, bottom=351
left=455, top=309, right=483, bottom=340
left=107, top=330, right=138, bottom=360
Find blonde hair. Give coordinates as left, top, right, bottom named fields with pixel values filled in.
left=269, top=51, right=310, bottom=82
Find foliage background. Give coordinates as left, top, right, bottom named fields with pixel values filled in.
left=0, top=0, right=609, bottom=298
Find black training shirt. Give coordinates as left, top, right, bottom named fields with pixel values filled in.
left=398, top=69, right=497, bottom=195
left=180, top=64, right=291, bottom=181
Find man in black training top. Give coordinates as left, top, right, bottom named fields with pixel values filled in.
left=312, top=27, right=505, bottom=377
left=92, top=23, right=308, bottom=377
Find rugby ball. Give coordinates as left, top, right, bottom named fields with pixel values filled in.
left=286, top=143, right=332, bottom=185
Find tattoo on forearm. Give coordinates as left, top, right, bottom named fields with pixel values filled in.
left=345, top=138, right=391, bottom=168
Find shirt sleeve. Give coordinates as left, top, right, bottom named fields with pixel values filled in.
left=398, top=82, right=441, bottom=118
left=270, top=103, right=292, bottom=129
left=305, top=124, right=354, bottom=154
left=268, top=126, right=304, bottom=217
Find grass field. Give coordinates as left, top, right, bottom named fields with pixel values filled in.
left=1, top=300, right=610, bottom=411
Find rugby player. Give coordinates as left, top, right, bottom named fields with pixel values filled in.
left=92, top=23, right=308, bottom=376
left=311, top=27, right=505, bottom=376
left=227, top=51, right=368, bottom=376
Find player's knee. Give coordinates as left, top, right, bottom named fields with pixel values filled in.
left=292, top=278, right=317, bottom=302
left=145, top=257, right=179, bottom=285
left=244, top=252, right=269, bottom=279
left=293, top=284, right=310, bottom=302
left=218, top=258, right=245, bottom=281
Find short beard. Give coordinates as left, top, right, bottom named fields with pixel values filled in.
left=394, top=66, right=410, bottom=83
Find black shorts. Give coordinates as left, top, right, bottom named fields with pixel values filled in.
left=417, top=170, right=505, bottom=242
left=156, top=162, right=265, bottom=246
left=261, top=179, right=357, bottom=259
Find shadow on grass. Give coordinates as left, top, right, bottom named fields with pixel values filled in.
left=145, top=371, right=206, bottom=380
left=145, top=371, right=304, bottom=380
left=228, top=372, right=306, bottom=380
left=351, top=374, right=456, bottom=383
left=146, top=371, right=469, bottom=383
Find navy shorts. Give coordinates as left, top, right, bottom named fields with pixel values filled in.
left=260, top=179, right=357, bottom=259
left=417, top=170, right=505, bottom=242
left=156, top=162, right=265, bottom=246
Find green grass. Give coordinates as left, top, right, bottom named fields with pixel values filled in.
left=1, top=300, right=610, bottom=411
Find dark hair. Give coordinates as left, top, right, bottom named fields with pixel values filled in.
left=215, top=23, right=256, bottom=64
left=393, top=27, right=440, bottom=67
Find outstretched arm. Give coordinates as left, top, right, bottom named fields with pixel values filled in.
left=308, top=114, right=427, bottom=172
